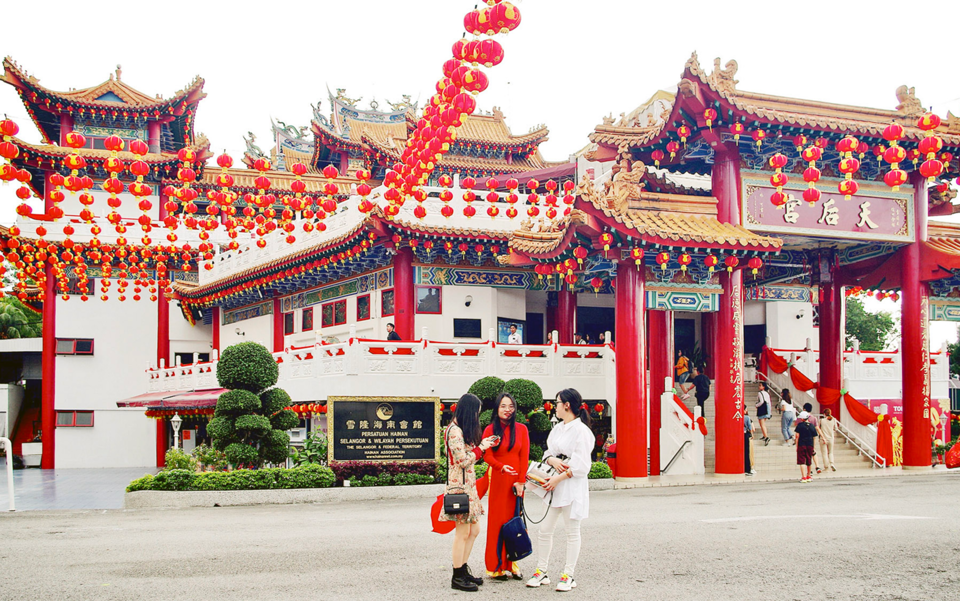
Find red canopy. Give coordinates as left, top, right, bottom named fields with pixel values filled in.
left=118, top=388, right=227, bottom=409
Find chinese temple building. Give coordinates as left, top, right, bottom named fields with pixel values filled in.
left=2, top=53, right=959, bottom=478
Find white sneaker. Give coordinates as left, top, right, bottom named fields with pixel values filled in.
left=526, top=569, right=550, bottom=588
left=555, top=573, right=577, bottom=592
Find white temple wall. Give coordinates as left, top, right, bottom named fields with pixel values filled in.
left=223, top=313, right=272, bottom=349
left=765, top=301, right=819, bottom=351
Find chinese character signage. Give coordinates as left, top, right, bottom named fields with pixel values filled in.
left=328, top=396, right=439, bottom=462
left=741, top=172, right=914, bottom=243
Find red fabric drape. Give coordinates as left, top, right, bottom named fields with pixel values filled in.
left=876, top=417, right=894, bottom=466
left=842, top=393, right=880, bottom=426
left=431, top=467, right=490, bottom=534
left=790, top=368, right=817, bottom=392
left=816, top=387, right=843, bottom=407
left=764, top=347, right=790, bottom=374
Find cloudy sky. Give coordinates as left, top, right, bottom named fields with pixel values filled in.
left=1, top=0, right=958, bottom=343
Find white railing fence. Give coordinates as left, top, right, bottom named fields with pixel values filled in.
left=659, top=378, right=705, bottom=475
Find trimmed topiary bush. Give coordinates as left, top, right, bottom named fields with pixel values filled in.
left=527, top=411, right=551, bottom=433
left=529, top=444, right=544, bottom=462
left=216, top=341, right=279, bottom=393
left=588, top=461, right=613, bottom=479
left=479, top=409, right=493, bottom=429
left=125, top=465, right=337, bottom=492
left=164, top=448, right=197, bottom=471
left=151, top=469, right=196, bottom=491
left=211, top=342, right=296, bottom=468
left=504, top=378, right=543, bottom=412
left=469, top=376, right=506, bottom=408
left=126, top=474, right=156, bottom=492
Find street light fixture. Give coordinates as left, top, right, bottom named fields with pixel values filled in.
left=171, top=412, right=183, bottom=450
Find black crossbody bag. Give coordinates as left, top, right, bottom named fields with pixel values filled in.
left=443, top=429, right=470, bottom=515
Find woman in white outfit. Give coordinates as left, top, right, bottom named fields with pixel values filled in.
left=526, top=388, right=594, bottom=593
left=819, top=407, right=838, bottom=471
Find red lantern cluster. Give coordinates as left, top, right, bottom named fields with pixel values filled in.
left=917, top=113, right=945, bottom=183
left=801, top=145, right=822, bottom=206
left=882, top=122, right=908, bottom=191
left=769, top=153, right=789, bottom=207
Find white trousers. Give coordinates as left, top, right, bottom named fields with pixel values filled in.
left=820, top=437, right=835, bottom=467
left=535, top=505, right=582, bottom=577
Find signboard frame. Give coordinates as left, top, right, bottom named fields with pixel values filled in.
left=740, top=171, right=914, bottom=244
left=326, top=396, right=441, bottom=463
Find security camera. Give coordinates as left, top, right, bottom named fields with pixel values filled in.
left=465, top=294, right=473, bottom=307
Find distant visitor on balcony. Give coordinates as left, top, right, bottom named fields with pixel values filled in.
left=507, top=324, right=522, bottom=344
left=386, top=323, right=401, bottom=341
left=574, top=333, right=587, bottom=345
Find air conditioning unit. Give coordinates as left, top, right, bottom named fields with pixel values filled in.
left=288, top=427, right=307, bottom=443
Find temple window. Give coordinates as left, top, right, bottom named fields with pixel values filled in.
left=322, top=300, right=347, bottom=327
left=302, top=308, right=314, bottom=332
left=382, top=289, right=395, bottom=316
left=284, top=312, right=296, bottom=335
left=416, top=286, right=442, bottom=314
left=357, top=294, right=371, bottom=321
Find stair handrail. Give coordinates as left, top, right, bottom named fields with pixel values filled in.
left=661, top=440, right=692, bottom=475
left=827, top=416, right=886, bottom=469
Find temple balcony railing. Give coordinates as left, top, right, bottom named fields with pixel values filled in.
left=769, top=339, right=950, bottom=403
left=144, top=327, right=615, bottom=404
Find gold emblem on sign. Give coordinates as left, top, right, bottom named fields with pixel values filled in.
left=376, top=403, right=394, bottom=421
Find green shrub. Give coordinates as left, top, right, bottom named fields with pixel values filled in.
left=260, top=388, right=292, bottom=414
left=192, top=471, right=235, bottom=491
left=588, top=461, right=613, bottom=479
left=527, top=411, right=551, bottom=433
left=392, top=473, right=435, bottom=486
left=479, top=409, right=493, bottom=429
left=516, top=411, right=527, bottom=425
left=151, top=469, right=196, bottom=491
left=225, top=442, right=259, bottom=466
left=192, top=444, right=228, bottom=471
left=475, top=463, right=488, bottom=479
left=126, top=474, right=155, bottom=492
left=504, top=378, right=543, bottom=412
left=290, top=432, right=328, bottom=466
left=164, top=448, right=198, bottom=472
left=216, top=342, right=279, bottom=393
left=227, top=468, right=281, bottom=490
left=234, top=414, right=272, bottom=434
left=270, top=409, right=299, bottom=432
left=529, top=444, right=544, bottom=463
left=260, top=429, right=292, bottom=465
left=215, top=390, right=261, bottom=416
left=468, top=376, right=505, bottom=408
left=206, top=417, right=236, bottom=446
left=276, top=464, right=335, bottom=489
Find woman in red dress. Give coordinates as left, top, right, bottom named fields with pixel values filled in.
left=482, top=391, right=530, bottom=580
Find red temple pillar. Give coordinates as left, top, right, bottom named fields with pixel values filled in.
left=273, top=296, right=284, bottom=352
left=615, top=257, right=646, bottom=479
left=901, top=172, right=931, bottom=468
left=40, top=265, right=56, bottom=469
left=147, top=121, right=161, bottom=154
left=557, top=290, right=576, bottom=344
left=712, top=141, right=744, bottom=474
left=211, top=307, right=221, bottom=352
left=156, top=420, right=167, bottom=468
left=156, top=291, right=171, bottom=468
left=393, top=247, right=416, bottom=340
left=648, top=309, right=673, bottom=475
left=818, top=251, right=843, bottom=418
left=58, top=114, right=74, bottom=146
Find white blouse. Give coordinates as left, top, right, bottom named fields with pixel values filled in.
left=543, top=418, right=594, bottom=520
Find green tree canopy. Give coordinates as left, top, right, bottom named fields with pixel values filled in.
left=947, top=326, right=960, bottom=377
left=844, top=298, right=895, bottom=352
left=0, top=297, right=41, bottom=339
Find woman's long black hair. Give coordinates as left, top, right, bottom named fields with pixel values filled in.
left=557, top=388, right=591, bottom=428
left=492, top=391, right=518, bottom=451
left=453, top=393, right=483, bottom=447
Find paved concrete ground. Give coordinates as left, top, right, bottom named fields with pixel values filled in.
left=1, top=473, right=958, bottom=601
left=0, top=458, right=157, bottom=510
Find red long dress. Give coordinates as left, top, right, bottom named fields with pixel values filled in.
left=482, top=421, right=530, bottom=576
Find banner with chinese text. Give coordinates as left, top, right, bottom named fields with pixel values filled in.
left=741, top=172, right=914, bottom=243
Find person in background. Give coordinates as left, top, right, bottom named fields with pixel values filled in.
left=507, top=324, right=522, bottom=345
left=482, top=392, right=530, bottom=581
left=675, top=349, right=692, bottom=384
left=441, top=394, right=500, bottom=592
left=597, top=332, right=605, bottom=345
left=780, top=388, right=796, bottom=445
left=681, top=365, right=711, bottom=415
left=386, top=322, right=401, bottom=341
left=756, top=382, right=772, bottom=445
left=819, top=407, right=838, bottom=472
left=545, top=332, right=554, bottom=345
left=793, top=411, right=818, bottom=482
left=802, top=402, right=824, bottom=474
left=527, top=388, right=594, bottom=593
left=574, top=333, right=588, bottom=345
left=744, top=407, right=756, bottom=475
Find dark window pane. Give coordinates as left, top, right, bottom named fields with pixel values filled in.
left=322, top=304, right=334, bottom=327
left=302, top=308, right=314, bottom=331
left=382, top=290, right=394, bottom=316
left=357, top=295, right=370, bottom=321
left=284, top=313, right=295, bottom=335
left=334, top=300, right=347, bottom=325
left=75, top=340, right=94, bottom=354
left=416, top=286, right=441, bottom=314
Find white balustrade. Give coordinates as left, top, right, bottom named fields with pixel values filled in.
left=659, top=378, right=705, bottom=475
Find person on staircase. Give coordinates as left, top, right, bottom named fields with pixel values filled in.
left=756, top=382, right=772, bottom=445
left=793, top=411, right=818, bottom=482
left=802, top=403, right=824, bottom=474
left=744, top=407, right=756, bottom=475
left=675, top=350, right=692, bottom=385
left=819, top=408, right=838, bottom=472
left=779, top=389, right=796, bottom=445
left=680, top=365, right=711, bottom=416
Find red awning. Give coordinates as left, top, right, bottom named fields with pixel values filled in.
left=117, top=388, right=227, bottom=409
left=490, top=162, right=577, bottom=189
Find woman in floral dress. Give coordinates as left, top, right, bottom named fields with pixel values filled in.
left=441, top=393, right=499, bottom=592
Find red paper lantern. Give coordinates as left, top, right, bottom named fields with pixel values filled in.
left=724, top=256, right=739, bottom=272
left=655, top=251, right=670, bottom=271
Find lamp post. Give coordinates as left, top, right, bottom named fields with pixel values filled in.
left=171, top=412, right=183, bottom=450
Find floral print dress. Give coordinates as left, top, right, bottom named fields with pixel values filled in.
left=439, top=422, right=484, bottom=524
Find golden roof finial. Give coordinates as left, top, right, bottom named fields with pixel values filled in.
left=116, top=64, right=122, bottom=81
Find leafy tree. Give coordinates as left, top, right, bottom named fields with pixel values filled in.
left=0, top=296, right=41, bottom=339
left=845, top=298, right=895, bottom=351
left=948, top=326, right=960, bottom=377
left=209, top=342, right=297, bottom=467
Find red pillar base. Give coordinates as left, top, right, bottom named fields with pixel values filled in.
left=557, top=290, right=576, bottom=345
left=394, top=247, right=416, bottom=340
left=156, top=419, right=167, bottom=468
